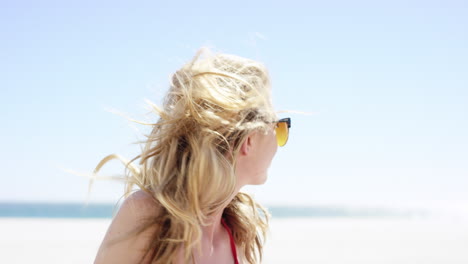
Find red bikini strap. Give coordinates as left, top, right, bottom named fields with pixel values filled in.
left=221, top=218, right=239, bottom=264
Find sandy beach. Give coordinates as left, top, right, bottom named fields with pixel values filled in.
left=263, top=218, right=468, bottom=264
left=0, top=217, right=467, bottom=264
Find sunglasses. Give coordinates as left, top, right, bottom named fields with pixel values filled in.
left=275, top=118, right=291, bottom=147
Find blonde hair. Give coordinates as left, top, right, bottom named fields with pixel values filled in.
left=93, top=48, right=276, bottom=263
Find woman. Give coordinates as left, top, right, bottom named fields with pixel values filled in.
left=93, top=48, right=291, bottom=264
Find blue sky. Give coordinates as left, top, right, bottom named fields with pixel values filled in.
left=1, top=0, right=467, bottom=212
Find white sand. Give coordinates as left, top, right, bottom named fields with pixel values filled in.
left=0, top=218, right=109, bottom=264
left=263, top=218, right=468, bottom=264
left=0, top=217, right=467, bottom=264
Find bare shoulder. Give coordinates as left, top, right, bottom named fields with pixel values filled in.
left=110, top=190, right=161, bottom=229
left=119, top=189, right=161, bottom=218
left=94, top=190, right=162, bottom=264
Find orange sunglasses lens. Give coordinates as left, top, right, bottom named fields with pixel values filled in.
left=275, top=121, right=289, bottom=147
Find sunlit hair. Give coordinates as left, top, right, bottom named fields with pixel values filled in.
left=93, top=48, right=276, bottom=263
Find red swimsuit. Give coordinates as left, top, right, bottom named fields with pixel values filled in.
left=221, top=219, right=239, bottom=264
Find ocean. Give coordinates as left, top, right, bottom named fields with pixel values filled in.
left=0, top=202, right=426, bottom=219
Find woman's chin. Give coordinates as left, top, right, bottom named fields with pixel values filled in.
left=251, top=173, right=268, bottom=185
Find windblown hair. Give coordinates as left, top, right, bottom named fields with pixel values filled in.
left=93, top=48, right=276, bottom=263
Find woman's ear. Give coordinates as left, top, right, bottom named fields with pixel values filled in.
left=240, top=132, right=255, bottom=156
